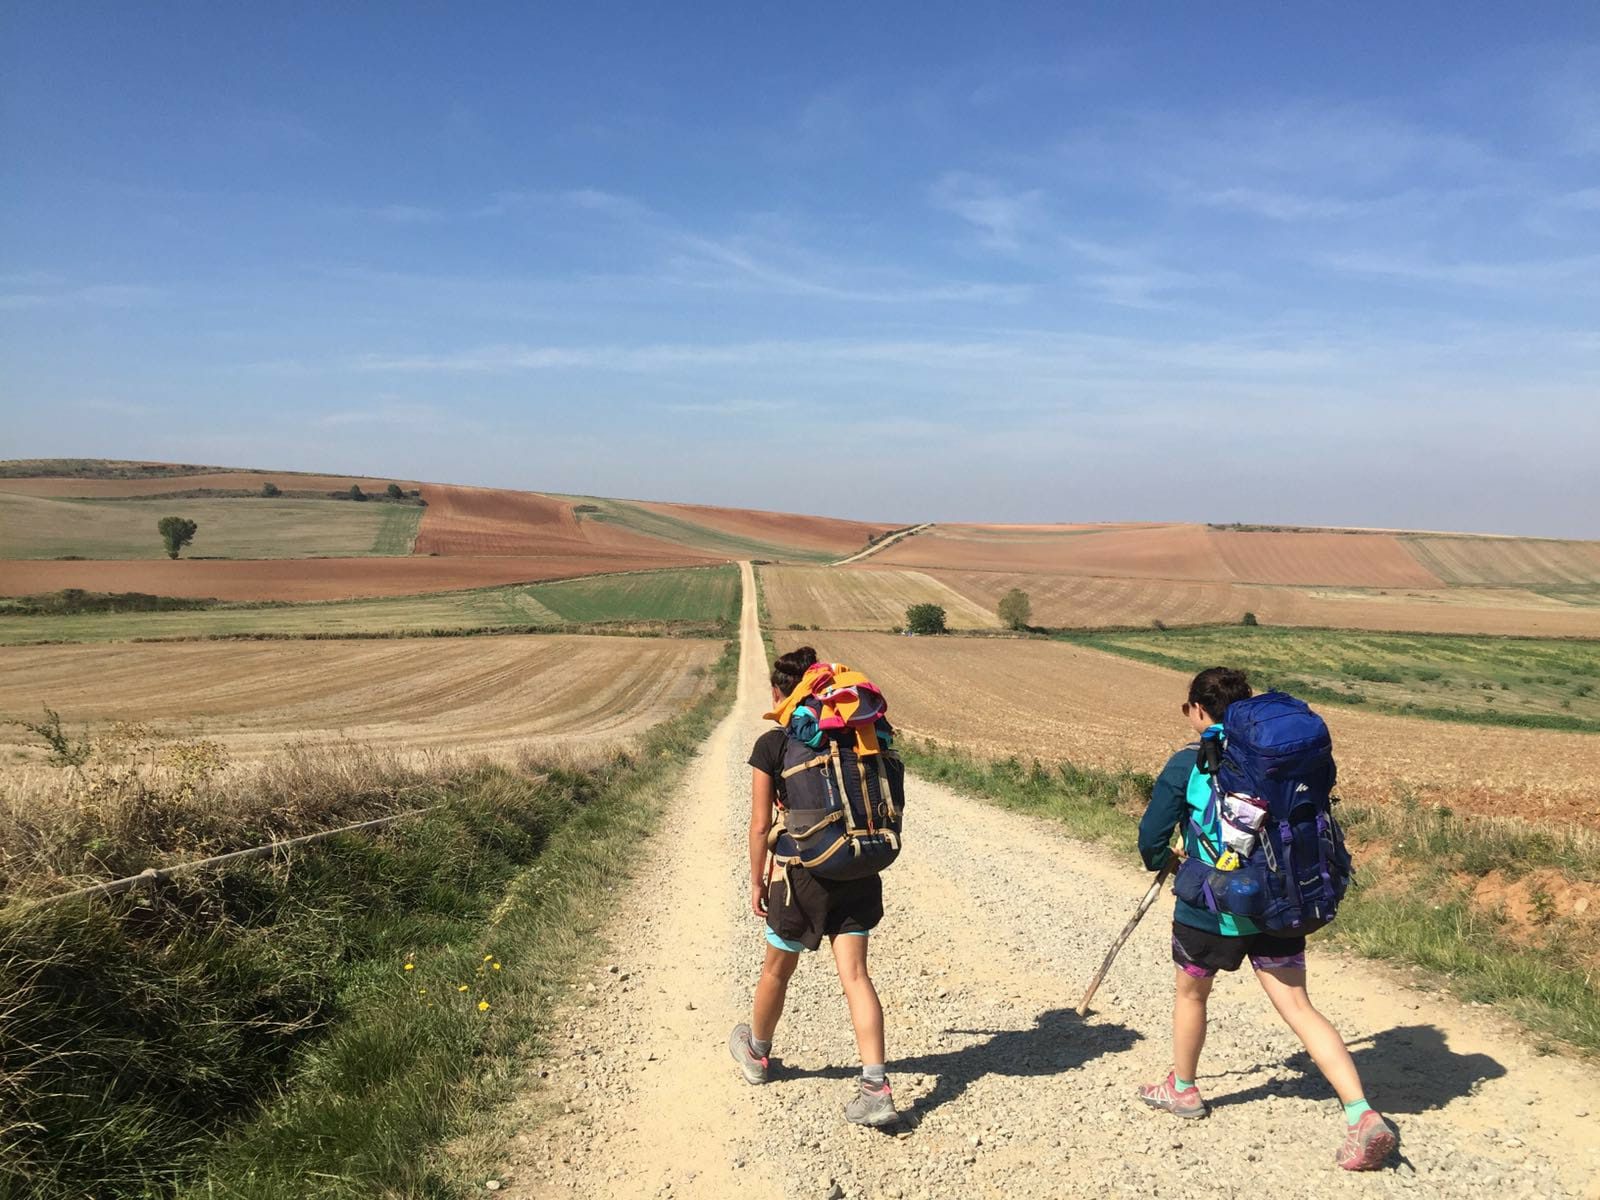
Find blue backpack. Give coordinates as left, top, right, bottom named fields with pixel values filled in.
left=1174, top=691, right=1352, bottom=934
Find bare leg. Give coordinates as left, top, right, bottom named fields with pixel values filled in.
left=1255, top=965, right=1364, bottom=1103
left=830, top=934, right=885, bottom=1066
left=1173, top=967, right=1214, bottom=1082
left=753, top=944, right=800, bottom=1043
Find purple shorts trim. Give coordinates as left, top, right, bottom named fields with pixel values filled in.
left=1178, top=949, right=1306, bottom=979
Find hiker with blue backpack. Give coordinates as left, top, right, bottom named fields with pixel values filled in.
left=1136, top=666, right=1399, bottom=1172
left=728, top=646, right=906, bottom=1127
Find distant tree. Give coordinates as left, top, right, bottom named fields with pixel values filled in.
left=261, top=481, right=281, bottom=497
left=905, top=603, right=947, bottom=635
left=386, top=482, right=403, bottom=499
left=1242, top=611, right=1259, bottom=627
left=348, top=484, right=367, bottom=502
left=157, top=516, right=198, bottom=559
left=997, top=588, right=1032, bottom=631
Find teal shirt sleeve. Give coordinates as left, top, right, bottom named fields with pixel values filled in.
left=1139, top=746, right=1197, bottom=870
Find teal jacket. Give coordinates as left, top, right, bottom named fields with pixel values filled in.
left=1137, top=730, right=1260, bottom=937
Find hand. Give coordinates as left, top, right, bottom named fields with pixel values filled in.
left=750, top=880, right=768, bottom=917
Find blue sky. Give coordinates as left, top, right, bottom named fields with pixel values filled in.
left=3, top=3, right=1597, bottom=535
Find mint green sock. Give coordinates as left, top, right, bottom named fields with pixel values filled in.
left=1174, top=1076, right=1196, bottom=1092
left=1343, top=1098, right=1372, bottom=1125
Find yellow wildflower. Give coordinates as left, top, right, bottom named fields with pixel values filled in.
left=404, top=963, right=414, bottom=971
left=478, top=1000, right=490, bottom=1012
left=492, top=962, right=502, bottom=971
left=483, top=954, right=495, bottom=962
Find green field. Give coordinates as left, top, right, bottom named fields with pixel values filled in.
left=0, top=493, right=422, bottom=560
left=1074, top=625, right=1600, bottom=732
left=0, top=565, right=740, bottom=644
left=561, top=495, right=838, bottom=562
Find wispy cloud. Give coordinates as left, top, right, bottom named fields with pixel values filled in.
left=0, top=281, right=165, bottom=310
left=1322, top=250, right=1600, bottom=292
left=930, top=172, right=1045, bottom=251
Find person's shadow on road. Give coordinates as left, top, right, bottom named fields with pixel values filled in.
left=1209, top=1024, right=1506, bottom=1114
left=778, top=1007, right=1141, bottom=1124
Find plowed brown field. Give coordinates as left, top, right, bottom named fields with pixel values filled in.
left=1404, top=536, right=1600, bottom=586
left=636, top=500, right=890, bottom=558
left=0, top=635, right=720, bottom=760
left=760, top=564, right=1001, bottom=630
left=871, top=523, right=1226, bottom=578
left=778, top=631, right=1600, bottom=827
left=927, top=571, right=1600, bottom=636
left=1210, top=530, right=1442, bottom=587
left=0, top=556, right=703, bottom=602
left=0, top=472, right=422, bottom=498
left=413, top=484, right=708, bottom=560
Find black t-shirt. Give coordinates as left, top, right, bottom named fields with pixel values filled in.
left=749, top=728, right=789, bottom=805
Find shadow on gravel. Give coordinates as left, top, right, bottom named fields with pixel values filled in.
left=1211, top=1024, right=1507, bottom=1115
left=780, top=1008, right=1141, bottom=1123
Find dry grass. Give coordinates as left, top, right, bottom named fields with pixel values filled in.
left=0, top=635, right=720, bottom=765
left=787, top=568, right=1600, bottom=637
left=760, top=563, right=1001, bottom=630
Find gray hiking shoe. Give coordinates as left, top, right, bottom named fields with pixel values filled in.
left=844, top=1078, right=898, bottom=1127
left=727, top=1023, right=768, bottom=1085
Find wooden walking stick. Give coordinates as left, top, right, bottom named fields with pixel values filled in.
left=1077, top=856, right=1177, bottom=1016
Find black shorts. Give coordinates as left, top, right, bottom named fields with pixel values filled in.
left=766, top=869, right=882, bottom=952
left=1171, top=921, right=1307, bottom=978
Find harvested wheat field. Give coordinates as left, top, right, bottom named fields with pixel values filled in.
left=928, top=570, right=1600, bottom=636
left=1403, top=535, right=1600, bottom=587
left=1209, top=530, right=1442, bottom=587
left=0, top=555, right=706, bottom=602
left=870, top=522, right=1229, bottom=579
left=760, top=564, right=1000, bottom=630
left=0, top=471, right=422, bottom=498
left=0, top=635, right=721, bottom=761
left=637, top=500, right=890, bottom=559
left=777, top=631, right=1600, bottom=827
left=412, top=484, right=711, bottom=560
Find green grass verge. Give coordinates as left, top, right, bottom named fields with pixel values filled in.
left=0, top=566, right=740, bottom=645
left=901, top=740, right=1600, bottom=1057
left=0, top=493, right=416, bottom=560
left=0, top=643, right=738, bottom=1199
left=369, top=504, right=424, bottom=554
left=1070, top=624, right=1600, bottom=733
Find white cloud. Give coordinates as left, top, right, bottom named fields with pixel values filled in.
left=930, top=172, right=1047, bottom=251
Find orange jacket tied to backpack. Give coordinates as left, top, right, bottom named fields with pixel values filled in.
left=764, top=662, right=890, bottom=760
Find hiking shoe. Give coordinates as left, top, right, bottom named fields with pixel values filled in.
left=844, top=1079, right=898, bottom=1127
left=1336, top=1110, right=1398, bottom=1171
left=1138, top=1072, right=1208, bottom=1119
left=727, top=1023, right=768, bottom=1085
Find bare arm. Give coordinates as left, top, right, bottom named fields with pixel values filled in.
left=749, top=767, right=776, bottom=914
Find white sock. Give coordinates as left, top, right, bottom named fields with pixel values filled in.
left=862, top=1064, right=886, bottom=1085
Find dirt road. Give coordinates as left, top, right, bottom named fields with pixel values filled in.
left=500, top=562, right=1600, bottom=1198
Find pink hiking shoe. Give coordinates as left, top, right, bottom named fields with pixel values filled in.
left=1336, top=1110, right=1398, bottom=1171
left=1138, top=1072, right=1208, bottom=1119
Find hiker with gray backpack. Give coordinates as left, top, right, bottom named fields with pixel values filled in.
left=1136, top=666, right=1399, bottom=1171
left=728, top=646, right=906, bottom=1127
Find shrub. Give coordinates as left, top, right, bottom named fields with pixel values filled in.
left=997, top=588, right=1031, bottom=631
left=905, top=603, right=947, bottom=635
left=386, top=483, right=403, bottom=499
left=1241, top=611, right=1258, bottom=626
left=260, top=482, right=280, bottom=498
left=348, top=485, right=367, bottom=502
left=156, top=516, right=198, bottom=560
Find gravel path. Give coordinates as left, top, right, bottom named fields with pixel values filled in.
left=498, top=564, right=1600, bottom=1199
